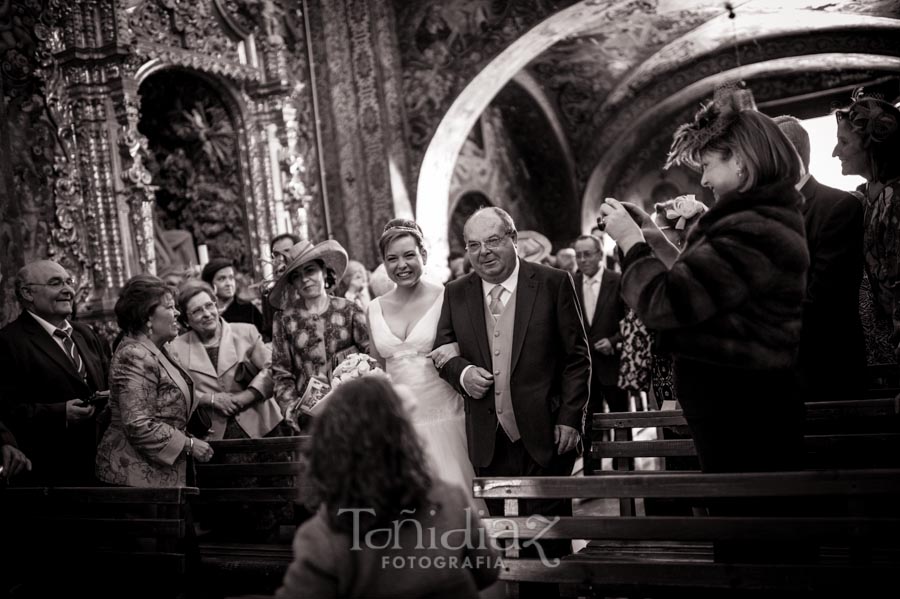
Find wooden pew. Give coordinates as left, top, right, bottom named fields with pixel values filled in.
left=1, top=485, right=197, bottom=598
left=475, top=470, right=900, bottom=598
left=592, top=398, right=900, bottom=515
left=192, top=435, right=309, bottom=597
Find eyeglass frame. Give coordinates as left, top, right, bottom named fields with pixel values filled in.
left=23, top=277, right=77, bottom=290
left=464, top=231, right=514, bottom=254
left=187, top=300, right=218, bottom=319
left=574, top=249, right=601, bottom=259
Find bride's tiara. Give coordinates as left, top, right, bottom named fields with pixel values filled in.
left=381, top=219, right=423, bottom=239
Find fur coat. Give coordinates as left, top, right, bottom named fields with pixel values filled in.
left=621, top=180, right=809, bottom=370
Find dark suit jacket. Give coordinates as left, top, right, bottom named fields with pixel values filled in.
left=799, top=176, right=866, bottom=399
left=0, top=311, right=110, bottom=483
left=0, top=418, right=17, bottom=448
left=573, top=269, right=625, bottom=388
left=434, top=261, right=591, bottom=469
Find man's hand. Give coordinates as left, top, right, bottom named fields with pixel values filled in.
left=594, top=338, right=614, bottom=355
left=462, top=367, right=494, bottom=399
left=66, top=399, right=95, bottom=423
left=1, top=444, right=32, bottom=479
left=554, top=424, right=580, bottom=455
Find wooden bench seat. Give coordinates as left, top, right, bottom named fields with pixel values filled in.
left=1, top=485, right=197, bottom=598
left=475, top=469, right=900, bottom=597
left=192, top=435, right=309, bottom=597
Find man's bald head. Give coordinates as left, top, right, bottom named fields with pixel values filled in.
left=15, top=260, right=76, bottom=324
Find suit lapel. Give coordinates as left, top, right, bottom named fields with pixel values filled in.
left=465, top=275, right=491, bottom=367
left=20, top=313, right=84, bottom=387
left=573, top=273, right=585, bottom=315
left=217, top=320, right=239, bottom=374
left=511, top=262, right=538, bottom=373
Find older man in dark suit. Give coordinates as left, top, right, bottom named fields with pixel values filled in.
left=573, top=234, right=627, bottom=473
left=0, top=260, right=110, bottom=484
left=433, top=206, right=590, bottom=514
left=776, top=116, right=866, bottom=401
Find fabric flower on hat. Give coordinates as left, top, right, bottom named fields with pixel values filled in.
left=656, top=195, right=708, bottom=230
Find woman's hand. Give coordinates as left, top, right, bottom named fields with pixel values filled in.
left=191, top=438, right=214, bottom=463
left=211, top=393, right=241, bottom=417
left=599, top=198, right=645, bottom=253
left=426, top=342, right=460, bottom=369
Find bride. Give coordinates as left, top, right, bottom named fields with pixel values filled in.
left=367, top=219, right=486, bottom=515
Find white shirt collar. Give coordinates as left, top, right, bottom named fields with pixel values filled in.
left=583, top=265, right=604, bottom=286
left=795, top=173, right=811, bottom=192
left=28, top=310, right=71, bottom=337
left=482, top=258, right=520, bottom=299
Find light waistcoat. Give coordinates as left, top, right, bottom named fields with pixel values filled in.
left=484, top=286, right=519, bottom=441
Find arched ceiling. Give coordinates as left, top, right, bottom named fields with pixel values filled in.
left=415, top=0, right=900, bottom=263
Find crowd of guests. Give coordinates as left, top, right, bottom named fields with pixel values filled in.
left=1, top=88, right=897, bottom=596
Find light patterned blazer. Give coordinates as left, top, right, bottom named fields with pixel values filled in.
left=96, top=334, right=197, bottom=487
left=169, top=319, right=280, bottom=440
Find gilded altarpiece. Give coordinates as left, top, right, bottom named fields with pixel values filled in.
left=0, top=0, right=329, bottom=330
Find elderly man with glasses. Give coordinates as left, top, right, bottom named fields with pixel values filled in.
left=0, top=260, right=110, bottom=484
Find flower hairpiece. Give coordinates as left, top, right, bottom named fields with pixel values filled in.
left=840, top=88, right=899, bottom=147
left=665, top=83, right=755, bottom=171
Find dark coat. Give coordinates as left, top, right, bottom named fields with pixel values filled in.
left=621, top=180, right=809, bottom=371
left=0, top=311, right=110, bottom=484
left=434, top=260, right=591, bottom=468
left=221, top=298, right=265, bottom=335
left=573, top=269, right=626, bottom=387
left=799, top=176, right=866, bottom=400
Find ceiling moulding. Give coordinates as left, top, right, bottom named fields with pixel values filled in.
left=580, top=52, right=900, bottom=230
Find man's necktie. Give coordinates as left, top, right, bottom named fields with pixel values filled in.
left=489, top=285, right=504, bottom=320
left=584, top=279, right=598, bottom=326
left=54, top=328, right=87, bottom=381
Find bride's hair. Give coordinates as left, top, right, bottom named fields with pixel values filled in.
left=303, top=376, right=433, bottom=534
left=379, top=218, right=426, bottom=259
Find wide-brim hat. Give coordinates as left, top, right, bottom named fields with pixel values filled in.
left=269, top=239, right=348, bottom=309
left=516, top=230, right=552, bottom=263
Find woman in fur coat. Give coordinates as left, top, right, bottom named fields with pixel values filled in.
left=599, top=90, right=809, bottom=474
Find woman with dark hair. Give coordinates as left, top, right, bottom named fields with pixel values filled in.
left=96, top=275, right=213, bottom=487
left=268, top=240, right=369, bottom=431
left=275, top=376, right=499, bottom=598
left=367, top=218, right=485, bottom=513
left=833, top=90, right=900, bottom=365
left=599, top=87, right=809, bottom=474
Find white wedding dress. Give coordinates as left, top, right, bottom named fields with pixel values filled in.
left=369, top=294, right=487, bottom=515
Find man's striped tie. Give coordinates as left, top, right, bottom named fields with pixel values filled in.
left=54, top=328, right=87, bottom=381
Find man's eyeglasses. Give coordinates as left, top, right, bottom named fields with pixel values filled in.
left=25, top=277, right=76, bottom=289
left=575, top=250, right=600, bottom=259
left=465, top=232, right=511, bottom=254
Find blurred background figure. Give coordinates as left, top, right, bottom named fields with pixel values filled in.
left=555, top=247, right=577, bottom=274
left=202, top=258, right=265, bottom=336
left=275, top=376, right=499, bottom=599
left=368, top=262, right=396, bottom=298
left=334, top=260, right=372, bottom=311
left=516, top=230, right=552, bottom=264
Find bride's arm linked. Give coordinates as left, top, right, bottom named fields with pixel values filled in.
left=364, top=309, right=386, bottom=369
left=425, top=342, right=459, bottom=369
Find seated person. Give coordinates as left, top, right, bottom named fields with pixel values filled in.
left=275, top=376, right=499, bottom=598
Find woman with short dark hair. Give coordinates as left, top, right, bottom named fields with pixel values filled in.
left=96, top=275, right=213, bottom=487
left=275, top=376, right=499, bottom=598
